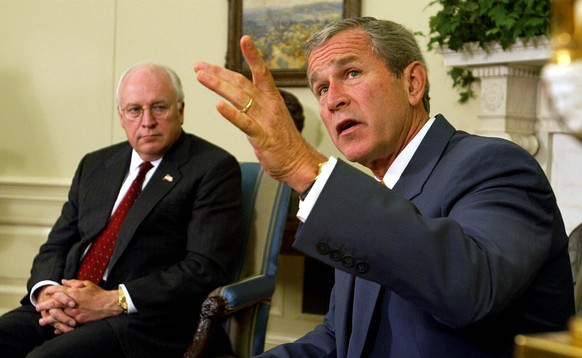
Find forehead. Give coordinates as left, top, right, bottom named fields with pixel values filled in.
left=120, top=67, right=175, bottom=103
left=307, top=29, right=374, bottom=75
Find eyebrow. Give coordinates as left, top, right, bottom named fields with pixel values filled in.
left=309, top=55, right=359, bottom=89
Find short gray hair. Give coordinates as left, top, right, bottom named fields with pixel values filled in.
left=305, top=17, right=430, bottom=113
left=115, top=62, right=184, bottom=106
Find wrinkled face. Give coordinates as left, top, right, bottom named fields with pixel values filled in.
left=118, top=66, right=184, bottom=161
left=308, top=29, right=414, bottom=169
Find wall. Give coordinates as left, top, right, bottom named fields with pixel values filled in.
left=0, top=0, right=482, bottom=348
left=0, top=0, right=480, bottom=183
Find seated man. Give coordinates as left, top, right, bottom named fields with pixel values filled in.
left=194, top=17, right=575, bottom=357
left=0, top=62, right=243, bottom=357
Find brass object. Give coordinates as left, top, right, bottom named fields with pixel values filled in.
left=550, top=0, right=582, bottom=64
left=514, top=317, right=582, bottom=357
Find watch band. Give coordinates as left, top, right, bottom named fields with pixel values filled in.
left=118, top=286, right=128, bottom=314
left=299, top=161, right=328, bottom=201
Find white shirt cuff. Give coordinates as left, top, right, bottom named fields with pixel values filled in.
left=30, top=280, right=59, bottom=306
left=297, top=156, right=337, bottom=222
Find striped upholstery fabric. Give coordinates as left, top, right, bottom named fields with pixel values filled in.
left=185, top=162, right=292, bottom=357
left=223, top=163, right=291, bottom=356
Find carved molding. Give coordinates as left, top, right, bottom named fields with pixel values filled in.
left=0, top=180, right=67, bottom=226
left=441, top=37, right=550, bottom=67
left=441, top=38, right=551, bottom=155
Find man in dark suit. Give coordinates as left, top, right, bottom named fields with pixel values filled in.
left=194, top=17, right=575, bottom=357
left=0, top=62, right=242, bottom=357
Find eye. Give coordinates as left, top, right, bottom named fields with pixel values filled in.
left=152, top=104, right=169, bottom=115
left=126, top=106, right=142, bottom=116
left=347, top=70, right=360, bottom=78
left=317, top=86, right=329, bottom=97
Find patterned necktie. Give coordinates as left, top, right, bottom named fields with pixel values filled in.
left=77, top=161, right=153, bottom=285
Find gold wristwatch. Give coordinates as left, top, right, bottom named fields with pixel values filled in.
left=118, top=286, right=128, bottom=314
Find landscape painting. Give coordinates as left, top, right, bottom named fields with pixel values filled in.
left=226, top=0, right=361, bottom=86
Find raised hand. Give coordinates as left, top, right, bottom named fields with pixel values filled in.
left=194, top=35, right=326, bottom=193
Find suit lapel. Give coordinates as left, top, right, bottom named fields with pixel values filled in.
left=107, top=133, right=190, bottom=271
left=392, top=114, right=455, bottom=200
left=81, top=148, right=131, bottom=246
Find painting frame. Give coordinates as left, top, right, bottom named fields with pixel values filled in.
left=226, top=0, right=362, bottom=87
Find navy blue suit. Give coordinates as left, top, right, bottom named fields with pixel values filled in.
left=261, top=115, right=574, bottom=357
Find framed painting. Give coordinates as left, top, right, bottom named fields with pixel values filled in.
left=226, top=0, right=362, bottom=87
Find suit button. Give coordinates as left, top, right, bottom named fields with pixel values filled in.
left=342, top=254, right=355, bottom=268
left=356, top=261, right=369, bottom=274
left=317, top=241, right=330, bottom=255
left=329, top=248, right=342, bottom=261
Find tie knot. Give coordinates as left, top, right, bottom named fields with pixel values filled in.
left=139, top=161, right=153, bottom=175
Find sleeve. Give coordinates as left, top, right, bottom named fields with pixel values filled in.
left=293, top=140, right=566, bottom=329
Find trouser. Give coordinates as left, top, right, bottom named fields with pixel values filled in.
left=0, top=304, right=124, bottom=357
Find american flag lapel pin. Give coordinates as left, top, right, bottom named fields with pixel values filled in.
left=163, top=174, right=174, bottom=182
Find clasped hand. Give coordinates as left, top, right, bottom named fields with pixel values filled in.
left=36, top=279, right=120, bottom=335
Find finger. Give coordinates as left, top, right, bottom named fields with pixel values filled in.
left=48, top=308, right=76, bottom=328
left=54, top=322, right=74, bottom=334
left=39, top=311, right=56, bottom=326
left=215, top=100, right=264, bottom=138
left=194, top=62, right=256, bottom=112
left=194, top=69, right=263, bottom=137
left=239, top=35, right=277, bottom=92
left=61, top=279, right=86, bottom=288
left=36, top=292, right=75, bottom=311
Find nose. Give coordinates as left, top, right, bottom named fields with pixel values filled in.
left=326, top=82, right=349, bottom=112
left=140, top=108, right=157, bottom=127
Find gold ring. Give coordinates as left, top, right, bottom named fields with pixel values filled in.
left=240, top=97, right=254, bottom=114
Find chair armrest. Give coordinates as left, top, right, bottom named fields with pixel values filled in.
left=186, top=275, right=276, bottom=358
left=204, top=274, right=275, bottom=318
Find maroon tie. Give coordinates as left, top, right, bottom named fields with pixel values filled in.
left=77, top=161, right=153, bottom=285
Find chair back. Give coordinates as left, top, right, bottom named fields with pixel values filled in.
left=222, top=162, right=291, bottom=356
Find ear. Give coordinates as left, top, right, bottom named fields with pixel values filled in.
left=118, top=108, right=126, bottom=129
left=178, top=102, right=185, bottom=124
left=404, top=61, right=427, bottom=107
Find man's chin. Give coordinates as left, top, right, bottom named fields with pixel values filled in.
left=136, top=145, right=164, bottom=159
left=339, top=146, right=367, bottom=164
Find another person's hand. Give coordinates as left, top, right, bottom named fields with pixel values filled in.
left=194, top=35, right=326, bottom=193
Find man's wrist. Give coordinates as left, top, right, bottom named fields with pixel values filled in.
left=299, top=161, right=328, bottom=200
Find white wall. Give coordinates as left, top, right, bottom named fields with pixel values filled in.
left=0, top=0, right=479, bottom=183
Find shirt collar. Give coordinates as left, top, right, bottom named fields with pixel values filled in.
left=130, top=150, right=162, bottom=173
left=381, top=116, right=436, bottom=189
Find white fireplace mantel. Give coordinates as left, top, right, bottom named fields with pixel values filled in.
left=440, top=37, right=551, bottom=155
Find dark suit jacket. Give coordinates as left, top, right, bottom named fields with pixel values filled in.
left=261, top=115, right=574, bottom=357
left=25, top=131, right=242, bottom=357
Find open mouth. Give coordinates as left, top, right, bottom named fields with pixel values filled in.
left=337, top=120, right=359, bottom=135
